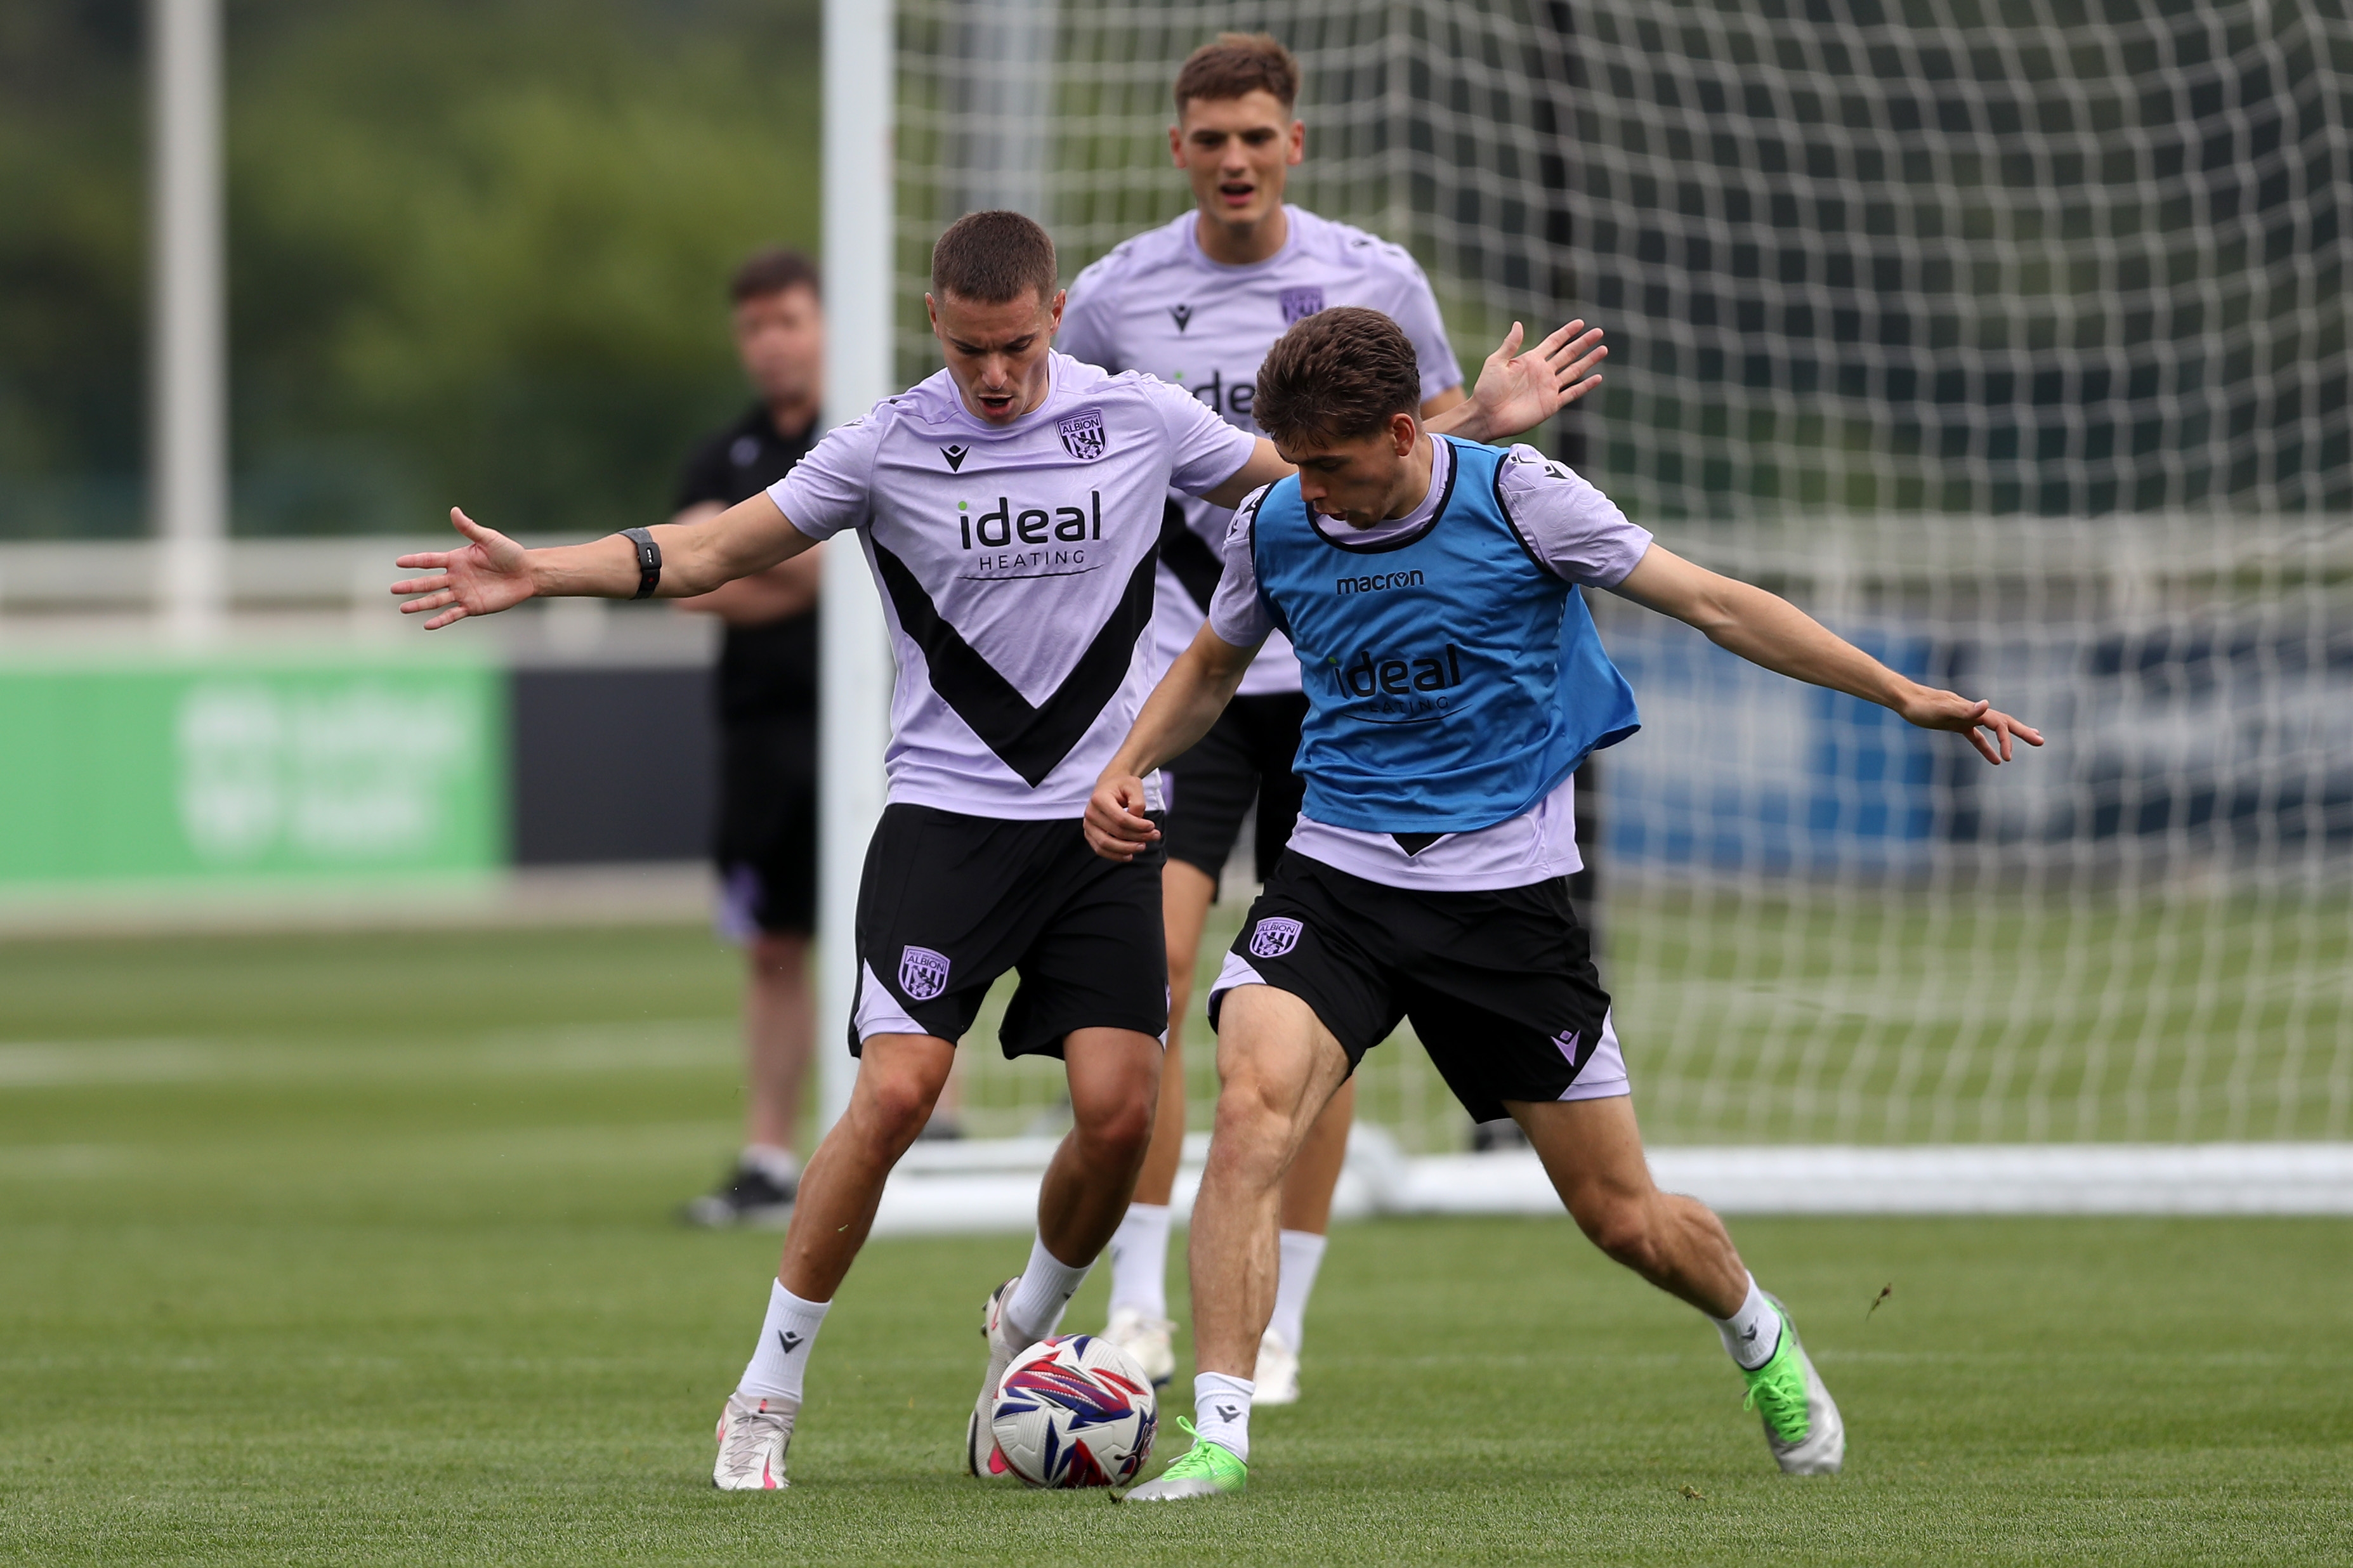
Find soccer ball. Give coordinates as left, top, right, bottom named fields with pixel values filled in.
left=988, top=1334, right=1158, bottom=1488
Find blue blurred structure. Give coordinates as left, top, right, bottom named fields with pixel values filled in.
left=1601, top=591, right=2353, bottom=880
left=1604, top=617, right=1946, bottom=877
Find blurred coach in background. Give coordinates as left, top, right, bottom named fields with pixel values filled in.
left=674, top=248, right=826, bottom=1227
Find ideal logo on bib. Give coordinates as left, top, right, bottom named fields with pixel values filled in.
left=1247, top=917, right=1303, bottom=959
left=899, top=946, right=952, bottom=1001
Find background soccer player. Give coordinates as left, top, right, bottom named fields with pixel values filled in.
left=666, top=247, right=829, bottom=1229
left=1056, top=32, right=1607, bottom=1401
left=1085, top=308, right=2042, bottom=1499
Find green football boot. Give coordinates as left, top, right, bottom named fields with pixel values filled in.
left=1117, top=1420, right=1247, bottom=1501
left=1740, top=1295, right=1845, bottom=1475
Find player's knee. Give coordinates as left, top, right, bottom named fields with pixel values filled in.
left=1209, top=1067, right=1306, bottom=1157
left=1070, top=1061, right=1159, bottom=1161
left=750, top=931, right=809, bottom=979
left=1075, top=1097, right=1155, bottom=1165
left=1574, top=1189, right=1662, bottom=1271
left=857, top=1061, right=942, bottom=1144
left=1072, top=1073, right=1156, bottom=1151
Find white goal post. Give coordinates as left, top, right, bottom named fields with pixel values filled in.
left=816, top=0, right=897, bottom=1135
left=829, top=0, right=2353, bottom=1215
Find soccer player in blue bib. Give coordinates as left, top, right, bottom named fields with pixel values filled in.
left=1058, top=30, right=1607, bottom=1403
left=1085, top=307, right=2042, bottom=1499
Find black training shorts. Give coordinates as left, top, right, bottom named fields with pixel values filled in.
left=1207, top=851, right=1628, bottom=1123
left=714, top=714, right=818, bottom=936
left=1162, top=691, right=1309, bottom=884
left=849, top=803, right=1168, bottom=1059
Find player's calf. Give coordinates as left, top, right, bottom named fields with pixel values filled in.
left=967, top=1027, right=1165, bottom=1478
left=1516, top=1097, right=1844, bottom=1475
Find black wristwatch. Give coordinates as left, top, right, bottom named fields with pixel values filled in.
left=619, top=527, right=661, bottom=599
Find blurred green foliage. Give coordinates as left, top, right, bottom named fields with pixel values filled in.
left=0, top=0, right=820, bottom=540
left=0, top=1, right=147, bottom=537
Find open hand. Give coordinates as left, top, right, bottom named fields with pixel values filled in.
left=1464, top=319, right=1607, bottom=441
left=390, top=508, right=536, bottom=630
left=1083, top=773, right=1161, bottom=862
left=1896, top=686, right=2045, bottom=764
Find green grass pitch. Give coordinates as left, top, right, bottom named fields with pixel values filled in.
left=2, top=924, right=2348, bottom=1564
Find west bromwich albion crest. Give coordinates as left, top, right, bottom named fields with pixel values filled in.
left=1247, top=917, right=1303, bottom=959
left=1279, top=287, right=1325, bottom=325
left=1057, top=408, right=1107, bottom=461
left=899, top=944, right=952, bottom=1001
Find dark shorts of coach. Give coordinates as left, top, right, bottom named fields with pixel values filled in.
left=1207, top=851, right=1619, bottom=1125
left=849, top=804, right=1169, bottom=1059
left=1163, top=690, right=1309, bottom=884
left=714, top=714, right=818, bottom=937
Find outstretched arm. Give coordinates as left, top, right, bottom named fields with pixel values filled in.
left=668, top=500, right=826, bottom=625
left=390, top=492, right=816, bottom=630
left=1611, top=544, right=2045, bottom=766
left=1084, top=625, right=1263, bottom=860
left=1429, top=319, right=1608, bottom=445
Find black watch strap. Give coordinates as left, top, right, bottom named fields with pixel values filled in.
left=619, top=527, right=661, bottom=599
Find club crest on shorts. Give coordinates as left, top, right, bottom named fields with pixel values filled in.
left=1247, top=917, right=1303, bottom=959
left=1280, top=286, right=1325, bottom=324
left=1057, top=407, right=1107, bottom=461
left=898, top=945, right=951, bottom=1001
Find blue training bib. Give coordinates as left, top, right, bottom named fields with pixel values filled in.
left=1247, top=437, right=1639, bottom=834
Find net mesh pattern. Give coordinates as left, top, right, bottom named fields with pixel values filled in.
left=891, top=0, right=2353, bottom=1151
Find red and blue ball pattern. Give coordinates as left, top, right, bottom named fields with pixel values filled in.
left=988, top=1335, right=1158, bottom=1488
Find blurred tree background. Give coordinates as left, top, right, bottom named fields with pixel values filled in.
left=0, top=0, right=821, bottom=541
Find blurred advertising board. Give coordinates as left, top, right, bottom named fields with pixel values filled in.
left=0, top=651, right=506, bottom=888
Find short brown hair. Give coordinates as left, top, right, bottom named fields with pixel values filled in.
left=1254, top=308, right=1423, bottom=447
left=930, top=210, right=1059, bottom=305
left=1173, top=32, right=1301, bottom=114
left=730, top=247, right=820, bottom=304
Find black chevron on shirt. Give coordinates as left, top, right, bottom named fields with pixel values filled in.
left=872, top=542, right=1160, bottom=787
left=1157, top=499, right=1225, bottom=613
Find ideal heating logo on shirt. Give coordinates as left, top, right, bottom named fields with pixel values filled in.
left=1170, top=368, right=1255, bottom=422
left=1327, top=643, right=1465, bottom=718
left=955, top=491, right=1104, bottom=575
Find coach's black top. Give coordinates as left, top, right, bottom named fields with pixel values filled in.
left=672, top=403, right=820, bottom=724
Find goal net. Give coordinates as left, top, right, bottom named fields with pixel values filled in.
left=885, top=0, right=2353, bottom=1161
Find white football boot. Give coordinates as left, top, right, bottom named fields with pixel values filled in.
left=712, top=1390, right=796, bottom=1490
left=1741, top=1293, right=1845, bottom=1475
left=964, top=1276, right=1025, bottom=1479
left=1103, top=1305, right=1177, bottom=1388
left=1251, top=1329, right=1301, bottom=1406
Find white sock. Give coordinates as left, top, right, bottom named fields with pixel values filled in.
left=737, top=1279, right=829, bottom=1403
left=1710, top=1274, right=1783, bottom=1371
left=1105, top=1203, right=1172, bottom=1322
left=1003, top=1232, right=1092, bottom=1343
left=1193, top=1371, right=1254, bottom=1463
left=1266, top=1229, right=1328, bottom=1353
left=741, top=1144, right=799, bottom=1185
